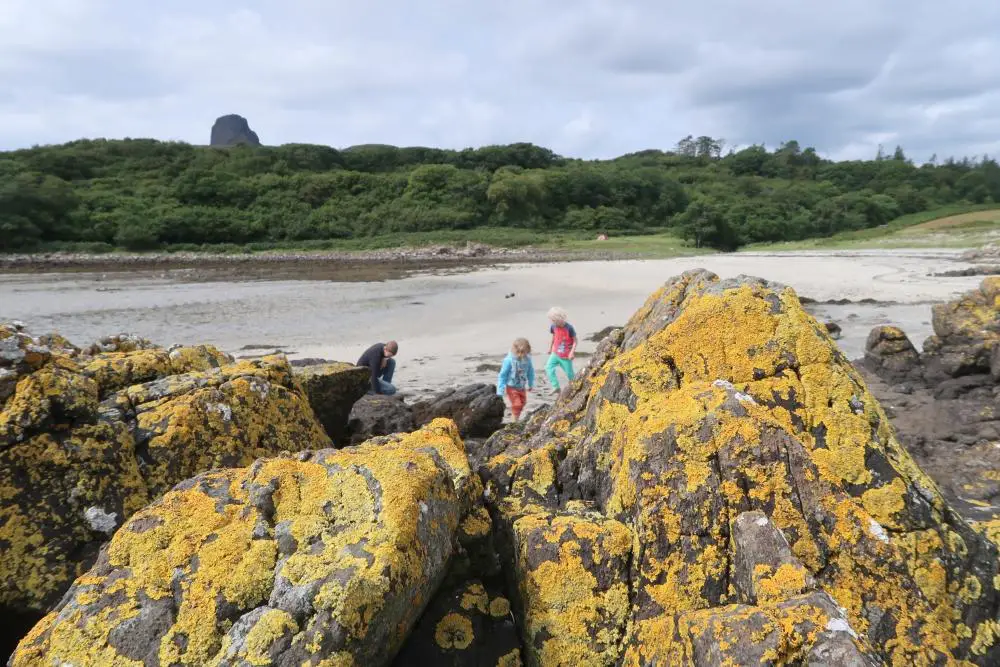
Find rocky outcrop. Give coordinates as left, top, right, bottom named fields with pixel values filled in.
left=480, top=269, right=1000, bottom=665
left=347, top=393, right=416, bottom=444
left=0, top=324, right=331, bottom=623
left=862, top=324, right=922, bottom=384
left=857, top=369, right=1000, bottom=525
left=860, top=279, right=1000, bottom=393
left=293, top=362, right=371, bottom=445
left=922, top=277, right=1000, bottom=384
left=859, top=279, right=1000, bottom=527
left=11, top=420, right=474, bottom=666
left=210, top=114, right=261, bottom=147
left=412, top=383, right=506, bottom=439
left=11, top=271, right=1000, bottom=665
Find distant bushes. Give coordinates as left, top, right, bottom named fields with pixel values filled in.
left=2, top=136, right=1000, bottom=251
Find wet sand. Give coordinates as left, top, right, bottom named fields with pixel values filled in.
left=0, top=248, right=987, bottom=413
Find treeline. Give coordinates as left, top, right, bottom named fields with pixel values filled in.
left=2, top=135, right=1000, bottom=252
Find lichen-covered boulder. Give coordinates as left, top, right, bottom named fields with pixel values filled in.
left=412, top=383, right=506, bottom=438
left=116, top=357, right=333, bottom=498
left=863, top=324, right=922, bottom=384
left=293, top=362, right=371, bottom=445
left=84, top=332, right=158, bottom=355
left=923, top=277, right=1000, bottom=383
left=347, top=393, right=416, bottom=444
left=0, top=322, right=54, bottom=404
left=11, top=419, right=473, bottom=666
left=1, top=324, right=331, bottom=621
left=481, top=269, right=1000, bottom=666
left=81, top=344, right=233, bottom=395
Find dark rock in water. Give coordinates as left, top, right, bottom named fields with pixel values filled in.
left=347, top=393, right=415, bottom=443
left=412, top=383, right=505, bottom=439
left=932, top=266, right=1000, bottom=277
left=824, top=321, right=842, bottom=339
left=210, top=114, right=261, bottom=147
left=293, top=362, right=370, bottom=445
left=863, top=325, right=922, bottom=384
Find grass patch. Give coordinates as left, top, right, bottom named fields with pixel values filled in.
left=745, top=204, right=1000, bottom=251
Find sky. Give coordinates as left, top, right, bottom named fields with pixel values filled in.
left=2, top=0, right=1000, bottom=162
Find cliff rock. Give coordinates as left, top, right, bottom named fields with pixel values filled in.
left=480, top=269, right=1000, bottom=665
left=11, top=420, right=473, bottom=666
left=210, top=114, right=261, bottom=147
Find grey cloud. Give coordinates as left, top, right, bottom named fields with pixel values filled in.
left=1, top=0, right=999, bottom=162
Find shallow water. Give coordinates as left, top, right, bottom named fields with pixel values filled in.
left=0, top=249, right=986, bottom=405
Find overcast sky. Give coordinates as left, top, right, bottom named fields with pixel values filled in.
left=2, top=0, right=999, bottom=161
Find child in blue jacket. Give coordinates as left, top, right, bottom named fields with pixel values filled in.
left=497, top=337, right=535, bottom=420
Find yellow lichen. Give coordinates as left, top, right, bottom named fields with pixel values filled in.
left=460, top=506, right=492, bottom=538
left=489, top=596, right=511, bottom=618
left=460, top=583, right=489, bottom=614
left=10, top=420, right=469, bottom=666
left=754, top=563, right=811, bottom=604
left=497, top=648, right=523, bottom=667
left=434, top=613, right=474, bottom=650
left=508, top=511, right=631, bottom=666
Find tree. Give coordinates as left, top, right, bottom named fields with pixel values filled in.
left=676, top=196, right=741, bottom=250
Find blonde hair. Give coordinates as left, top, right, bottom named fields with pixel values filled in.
left=511, top=337, right=531, bottom=356
left=547, top=306, right=568, bottom=324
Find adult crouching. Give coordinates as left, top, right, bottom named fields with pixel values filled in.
left=357, top=340, right=399, bottom=395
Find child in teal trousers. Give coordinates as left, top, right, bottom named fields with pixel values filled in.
left=546, top=306, right=577, bottom=393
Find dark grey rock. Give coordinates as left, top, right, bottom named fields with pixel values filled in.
left=347, top=394, right=416, bottom=443
left=411, top=383, right=505, bottom=438
left=210, top=114, right=261, bottom=147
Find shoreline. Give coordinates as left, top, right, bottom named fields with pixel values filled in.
left=0, top=244, right=662, bottom=277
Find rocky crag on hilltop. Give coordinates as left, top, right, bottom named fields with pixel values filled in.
left=210, top=114, right=261, bottom=147
left=7, top=270, right=1000, bottom=666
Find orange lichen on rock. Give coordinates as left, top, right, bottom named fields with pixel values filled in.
left=480, top=269, right=1000, bottom=666
left=10, top=419, right=469, bottom=666
left=1, top=327, right=335, bottom=618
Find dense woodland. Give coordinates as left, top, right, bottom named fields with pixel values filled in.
left=2, top=135, right=1000, bottom=252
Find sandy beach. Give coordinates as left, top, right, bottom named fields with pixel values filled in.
left=0, top=248, right=987, bottom=412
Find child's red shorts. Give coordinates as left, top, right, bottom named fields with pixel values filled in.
left=505, top=387, right=527, bottom=418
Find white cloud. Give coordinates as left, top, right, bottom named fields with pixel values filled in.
left=1, top=0, right=999, bottom=161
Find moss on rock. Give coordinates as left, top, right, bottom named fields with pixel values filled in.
left=11, top=419, right=469, bottom=666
